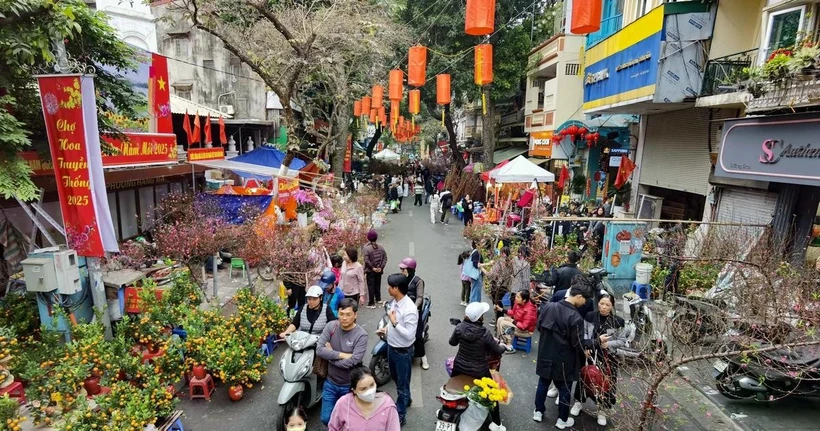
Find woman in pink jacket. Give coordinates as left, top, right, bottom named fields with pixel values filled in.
left=328, top=365, right=401, bottom=431
left=340, top=247, right=366, bottom=305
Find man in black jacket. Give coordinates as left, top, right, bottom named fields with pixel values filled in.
left=543, top=251, right=583, bottom=292
left=533, top=279, right=595, bottom=430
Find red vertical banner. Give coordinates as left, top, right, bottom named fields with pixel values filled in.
left=37, top=75, right=118, bottom=256
left=343, top=136, right=352, bottom=173
left=149, top=53, right=172, bottom=134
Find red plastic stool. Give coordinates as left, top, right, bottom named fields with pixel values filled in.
left=142, top=349, right=165, bottom=364
left=189, top=374, right=215, bottom=400
left=0, top=381, right=26, bottom=404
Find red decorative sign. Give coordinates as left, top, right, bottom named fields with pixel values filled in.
left=101, top=133, right=178, bottom=167
left=18, top=151, right=54, bottom=176
left=343, top=136, right=352, bottom=173
left=37, top=75, right=118, bottom=257
left=187, top=147, right=226, bottom=162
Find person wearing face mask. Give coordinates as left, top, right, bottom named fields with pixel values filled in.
left=278, top=405, right=308, bottom=431
left=328, top=364, right=401, bottom=431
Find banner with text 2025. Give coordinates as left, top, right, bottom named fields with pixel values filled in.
left=37, top=75, right=119, bottom=257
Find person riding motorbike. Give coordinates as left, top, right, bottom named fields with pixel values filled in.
left=279, top=285, right=337, bottom=338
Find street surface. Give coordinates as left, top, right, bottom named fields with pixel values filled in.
left=177, top=204, right=799, bottom=430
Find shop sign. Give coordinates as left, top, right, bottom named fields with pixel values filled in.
left=716, top=115, right=820, bottom=186
left=187, top=147, right=225, bottom=162
left=101, top=133, right=178, bottom=167
left=343, top=136, right=352, bottom=173
left=529, top=131, right=553, bottom=158
left=18, top=151, right=54, bottom=176
left=37, top=75, right=118, bottom=256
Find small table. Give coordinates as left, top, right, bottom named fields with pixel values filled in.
left=103, top=265, right=171, bottom=318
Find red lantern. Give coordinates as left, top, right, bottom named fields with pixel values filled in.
left=585, top=133, right=593, bottom=141
left=571, top=0, right=603, bottom=35
left=465, top=0, right=496, bottom=36
left=362, top=96, right=371, bottom=114
left=378, top=106, right=386, bottom=125
left=408, top=46, right=427, bottom=87
left=560, top=129, right=569, bottom=136
left=437, top=74, right=451, bottom=105
left=592, top=132, right=600, bottom=142
left=369, top=108, right=377, bottom=124
left=578, top=127, right=588, bottom=136
left=353, top=100, right=362, bottom=117
left=409, top=89, right=421, bottom=115
left=372, top=85, right=384, bottom=108
left=474, top=44, right=493, bottom=86
left=389, top=70, right=403, bottom=101
left=567, top=125, right=579, bottom=136
left=552, top=135, right=562, bottom=143
left=390, top=100, right=399, bottom=122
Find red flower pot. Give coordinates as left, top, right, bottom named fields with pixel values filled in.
left=228, top=385, right=244, bottom=401
left=83, top=376, right=101, bottom=396
left=192, top=365, right=207, bottom=380
left=115, top=370, right=127, bottom=381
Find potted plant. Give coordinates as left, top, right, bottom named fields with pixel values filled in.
left=293, top=189, right=321, bottom=227
left=787, top=44, right=819, bottom=79
left=764, top=49, right=793, bottom=83
left=570, top=173, right=586, bottom=201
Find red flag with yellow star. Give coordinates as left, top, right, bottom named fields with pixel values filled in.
left=149, top=53, right=172, bottom=134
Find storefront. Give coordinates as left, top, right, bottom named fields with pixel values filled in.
left=714, top=113, right=820, bottom=263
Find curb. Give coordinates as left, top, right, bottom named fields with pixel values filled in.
left=673, top=366, right=750, bottom=431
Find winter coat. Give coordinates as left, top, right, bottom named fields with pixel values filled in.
left=440, top=191, right=453, bottom=208
left=389, top=186, right=399, bottom=201
left=536, top=300, right=585, bottom=382
left=328, top=392, right=401, bottom=431
left=363, top=243, right=388, bottom=273
left=449, top=320, right=506, bottom=378
left=583, top=311, right=628, bottom=355
left=543, top=263, right=583, bottom=291
left=506, top=301, right=537, bottom=333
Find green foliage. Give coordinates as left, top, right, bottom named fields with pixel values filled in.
left=678, top=261, right=722, bottom=294
left=0, top=0, right=141, bottom=201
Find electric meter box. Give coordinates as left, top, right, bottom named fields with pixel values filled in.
left=21, top=247, right=81, bottom=295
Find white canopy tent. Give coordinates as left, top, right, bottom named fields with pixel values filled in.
left=373, top=149, right=401, bottom=161
left=489, top=155, right=555, bottom=183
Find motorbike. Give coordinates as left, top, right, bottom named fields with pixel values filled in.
left=277, top=331, right=323, bottom=415
left=370, top=294, right=431, bottom=386
left=435, top=318, right=503, bottom=431
left=713, top=342, right=820, bottom=400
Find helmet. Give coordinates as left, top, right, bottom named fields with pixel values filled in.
left=398, top=257, right=417, bottom=270
left=317, top=269, right=336, bottom=289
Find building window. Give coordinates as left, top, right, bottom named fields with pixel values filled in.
left=173, top=37, right=189, bottom=58
left=119, top=190, right=138, bottom=239
left=176, top=89, right=191, bottom=100
left=762, top=6, right=805, bottom=61
left=565, top=63, right=580, bottom=75
left=537, top=92, right=545, bottom=110
left=203, top=59, right=215, bottom=70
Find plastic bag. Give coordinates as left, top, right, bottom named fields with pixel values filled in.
left=459, top=400, right=489, bottom=431
left=444, top=357, right=454, bottom=376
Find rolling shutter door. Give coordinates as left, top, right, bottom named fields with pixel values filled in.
left=716, top=187, right=776, bottom=225
left=640, top=109, right=719, bottom=196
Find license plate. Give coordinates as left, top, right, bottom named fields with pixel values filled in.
left=435, top=420, right=457, bottom=431
left=713, top=359, right=729, bottom=373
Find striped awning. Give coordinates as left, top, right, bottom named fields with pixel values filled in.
left=170, top=94, right=230, bottom=118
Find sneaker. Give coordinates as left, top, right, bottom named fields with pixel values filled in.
left=400, top=416, right=407, bottom=427
left=460, top=301, right=468, bottom=306
left=488, top=423, right=506, bottom=431
left=366, top=305, right=377, bottom=309
left=504, top=347, right=516, bottom=354
left=421, top=356, right=430, bottom=370
left=532, top=410, right=543, bottom=422
left=555, top=417, right=575, bottom=429
left=547, top=386, right=559, bottom=398
left=570, top=401, right=583, bottom=416
left=597, top=413, right=607, bottom=426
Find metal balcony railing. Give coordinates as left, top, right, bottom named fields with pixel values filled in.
left=586, top=14, right=623, bottom=48
left=700, top=49, right=757, bottom=97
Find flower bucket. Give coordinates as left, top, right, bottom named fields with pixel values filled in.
left=459, top=400, right=489, bottom=431
left=297, top=213, right=308, bottom=228
left=228, top=385, right=244, bottom=401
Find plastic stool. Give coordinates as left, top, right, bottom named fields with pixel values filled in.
left=172, top=328, right=188, bottom=340
left=512, top=334, right=533, bottom=354
left=142, top=349, right=165, bottom=364
left=500, top=292, right=511, bottom=308
left=230, top=258, right=246, bottom=280
left=189, top=374, right=216, bottom=400
left=0, top=381, right=26, bottom=404
left=259, top=344, right=271, bottom=357
left=264, top=334, right=277, bottom=354
left=631, top=281, right=650, bottom=301
left=169, top=418, right=185, bottom=431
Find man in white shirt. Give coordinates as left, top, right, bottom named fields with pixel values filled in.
left=377, top=273, right=418, bottom=426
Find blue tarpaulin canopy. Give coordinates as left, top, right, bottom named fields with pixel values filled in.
left=197, top=194, right=273, bottom=225
left=227, top=145, right=307, bottom=180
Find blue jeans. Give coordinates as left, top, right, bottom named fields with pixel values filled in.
left=469, top=276, right=483, bottom=303
left=320, top=378, right=350, bottom=425
left=535, top=377, right=572, bottom=421
left=388, top=345, right=414, bottom=421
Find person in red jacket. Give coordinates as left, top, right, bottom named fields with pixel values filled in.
left=494, top=290, right=537, bottom=351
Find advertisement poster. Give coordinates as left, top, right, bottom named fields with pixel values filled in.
left=101, top=133, right=178, bottom=167
left=343, top=136, right=352, bottom=173
left=187, top=147, right=225, bottom=162
left=37, top=75, right=118, bottom=256
left=277, top=178, right=299, bottom=220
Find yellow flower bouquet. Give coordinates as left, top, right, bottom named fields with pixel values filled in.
left=464, top=377, right=509, bottom=408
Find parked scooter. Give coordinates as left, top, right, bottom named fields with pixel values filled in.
left=713, top=341, right=820, bottom=400
left=277, top=331, right=323, bottom=416
left=370, top=294, right=431, bottom=386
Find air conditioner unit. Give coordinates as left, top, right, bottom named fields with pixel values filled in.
left=219, top=105, right=235, bottom=115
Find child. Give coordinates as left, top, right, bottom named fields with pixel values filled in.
left=457, top=251, right=471, bottom=306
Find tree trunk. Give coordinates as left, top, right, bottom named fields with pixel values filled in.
left=481, top=88, right=497, bottom=169
left=280, top=100, right=300, bottom=167
left=366, top=125, right=382, bottom=159
left=444, top=104, right=465, bottom=171
left=331, top=110, right=351, bottom=176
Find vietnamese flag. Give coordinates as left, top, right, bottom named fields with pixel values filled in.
left=150, top=53, right=172, bottom=133
left=219, top=115, right=227, bottom=144
left=558, top=165, right=570, bottom=190
left=615, top=156, right=636, bottom=189
left=192, top=111, right=201, bottom=145
left=204, top=115, right=212, bottom=145
left=182, top=111, right=194, bottom=145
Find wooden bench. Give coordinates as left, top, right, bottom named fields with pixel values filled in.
left=157, top=410, right=184, bottom=431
